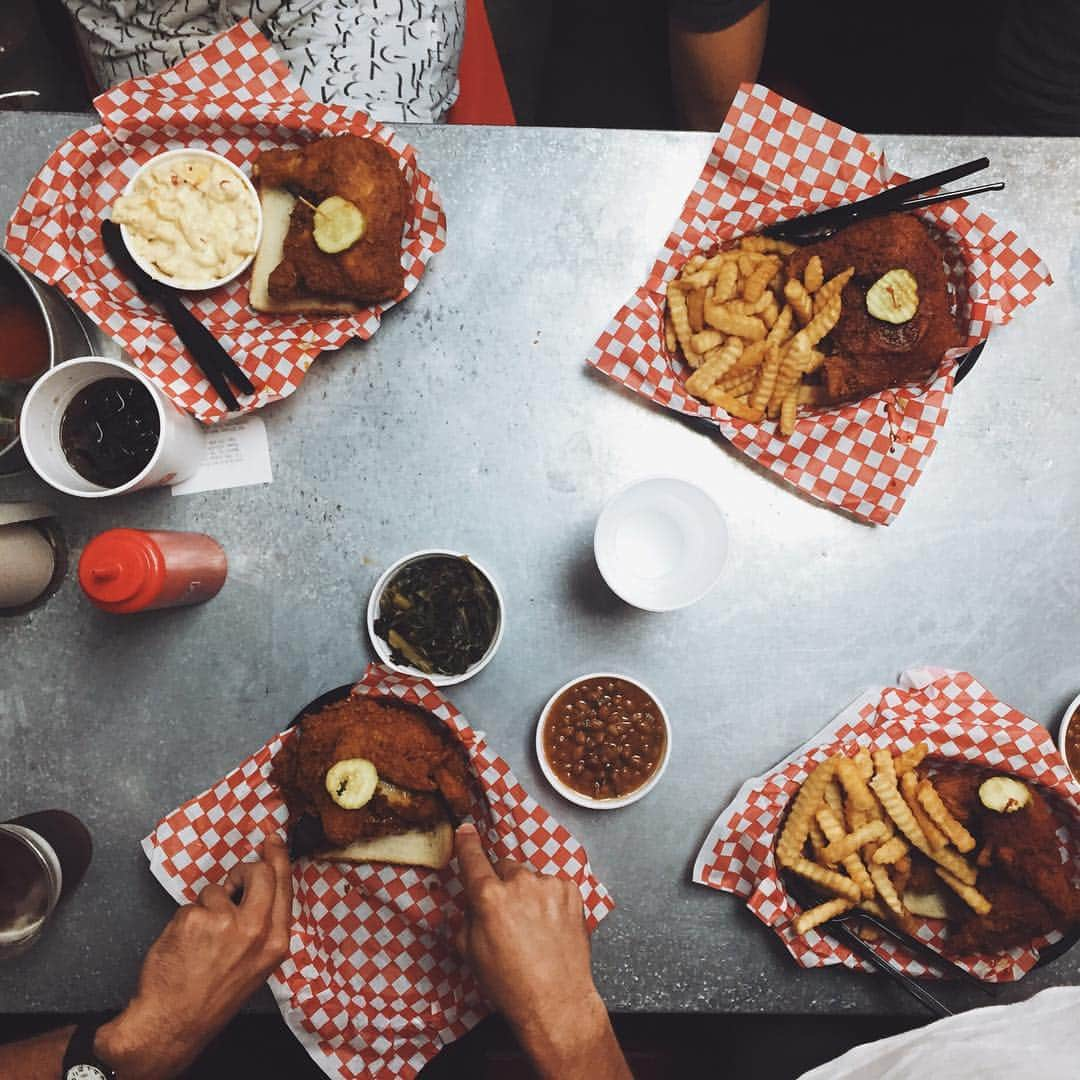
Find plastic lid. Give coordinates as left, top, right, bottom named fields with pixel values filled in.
left=78, top=529, right=161, bottom=608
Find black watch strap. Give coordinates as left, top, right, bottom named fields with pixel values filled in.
left=61, top=1021, right=118, bottom=1080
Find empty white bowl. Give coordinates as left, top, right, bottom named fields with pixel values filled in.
left=1059, top=691, right=1080, bottom=783
left=593, top=476, right=727, bottom=612
left=367, top=549, right=504, bottom=686
left=535, top=672, right=671, bottom=810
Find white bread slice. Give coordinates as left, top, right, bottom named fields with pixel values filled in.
left=249, top=186, right=366, bottom=315
left=321, top=819, right=453, bottom=871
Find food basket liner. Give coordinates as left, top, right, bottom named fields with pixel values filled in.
left=142, top=664, right=613, bottom=1079
left=693, top=666, right=1080, bottom=981
left=5, top=20, right=446, bottom=423
left=587, top=85, right=1052, bottom=524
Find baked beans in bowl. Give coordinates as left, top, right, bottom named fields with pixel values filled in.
left=535, top=673, right=671, bottom=809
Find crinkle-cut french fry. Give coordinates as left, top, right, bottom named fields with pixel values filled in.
left=725, top=291, right=774, bottom=317
left=788, top=856, right=862, bottom=903
left=777, top=758, right=838, bottom=868
left=685, top=338, right=744, bottom=398
left=667, top=283, right=702, bottom=368
left=700, top=386, right=763, bottom=421
left=803, top=349, right=826, bottom=374
left=704, top=307, right=768, bottom=340
left=765, top=303, right=794, bottom=349
left=767, top=334, right=810, bottom=413
left=813, top=266, right=855, bottom=313
left=731, top=340, right=768, bottom=372
left=800, top=294, right=843, bottom=348
left=894, top=742, right=928, bottom=777
left=900, top=771, right=948, bottom=850
left=779, top=385, right=799, bottom=437
left=869, top=772, right=931, bottom=853
left=928, top=845, right=977, bottom=885
left=750, top=343, right=782, bottom=411
left=797, top=384, right=825, bottom=407
left=936, top=868, right=992, bottom=915
left=664, top=308, right=677, bottom=354
left=837, top=757, right=877, bottom=816
left=821, top=819, right=887, bottom=864
left=716, top=370, right=756, bottom=395
left=690, top=329, right=726, bottom=354
left=794, top=897, right=854, bottom=936
left=743, top=257, right=781, bottom=304
left=739, top=234, right=796, bottom=255
left=869, top=863, right=905, bottom=918
left=823, top=780, right=845, bottom=818
left=871, top=836, right=909, bottom=865
left=784, top=278, right=814, bottom=325
left=917, top=780, right=977, bottom=853
left=804, top=254, right=824, bottom=293
left=873, top=749, right=897, bottom=788
left=853, top=749, right=874, bottom=783
left=686, top=287, right=706, bottom=334
left=815, top=807, right=874, bottom=899
left=808, top=817, right=829, bottom=861
left=678, top=268, right=716, bottom=290
left=685, top=253, right=707, bottom=273
left=761, top=293, right=779, bottom=329
left=711, top=259, right=739, bottom=302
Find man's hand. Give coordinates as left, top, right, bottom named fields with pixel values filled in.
left=95, top=834, right=293, bottom=1079
left=454, top=823, right=630, bottom=1080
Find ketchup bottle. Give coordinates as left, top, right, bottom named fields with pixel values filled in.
left=78, top=528, right=227, bottom=613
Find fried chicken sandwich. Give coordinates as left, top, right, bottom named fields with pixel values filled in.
left=272, top=695, right=473, bottom=870
left=250, top=134, right=409, bottom=314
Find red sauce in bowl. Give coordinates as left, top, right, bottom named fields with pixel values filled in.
left=1066, top=711, right=1080, bottom=780
left=0, top=267, right=49, bottom=380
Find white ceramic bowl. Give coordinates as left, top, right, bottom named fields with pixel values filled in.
left=1058, top=691, right=1080, bottom=783
left=367, top=549, right=504, bottom=687
left=594, top=476, right=728, bottom=612
left=116, top=148, right=262, bottom=291
left=535, top=672, right=671, bottom=810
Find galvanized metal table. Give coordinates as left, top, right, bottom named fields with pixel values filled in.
left=1, top=114, right=1077, bottom=1016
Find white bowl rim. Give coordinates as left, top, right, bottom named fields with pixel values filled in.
left=115, top=147, right=262, bottom=292
left=1058, top=690, right=1080, bottom=783
left=535, top=671, right=671, bottom=810
left=366, top=549, right=505, bottom=687
left=593, top=473, right=728, bottom=613
left=19, top=356, right=171, bottom=499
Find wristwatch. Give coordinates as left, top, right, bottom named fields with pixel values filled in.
left=62, top=1021, right=117, bottom=1080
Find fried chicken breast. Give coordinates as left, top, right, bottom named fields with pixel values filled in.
left=256, top=135, right=408, bottom=305
left=784, top=213, right=964, bottom=403
left=272, top=696, right=472, bottom=850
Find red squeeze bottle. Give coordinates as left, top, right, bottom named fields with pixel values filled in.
left=78, top=528, right=227, bottom=614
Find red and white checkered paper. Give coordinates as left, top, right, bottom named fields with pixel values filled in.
left=587, top=85, right=1052, bottom=525
left=5, top=21, right=446, bottom=424
left=693, top=667, right=1080, bottom=982
left=141, top=664, right=613, bottom=1079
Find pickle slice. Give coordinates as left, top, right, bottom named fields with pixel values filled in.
left=978, top=776, right=1032, bottom=814
left=866, top=268, right=919, bottom=324
left=312, top=196, right=366, bottom=254
left=325, top=757, right=379, bottom=810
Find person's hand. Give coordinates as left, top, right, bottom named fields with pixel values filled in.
left=454, top=823, right=630, bottom=1080
left=95, top=834, right=293, bottom=1080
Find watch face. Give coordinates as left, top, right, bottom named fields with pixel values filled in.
left=66, top=1066, right=107, bottom=1080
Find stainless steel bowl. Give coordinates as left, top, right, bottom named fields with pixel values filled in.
left=0, top=249, right=93, bottom=476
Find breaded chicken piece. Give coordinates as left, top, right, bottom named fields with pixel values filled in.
left=980, top=787, right=1079, bottom=924
left=257, top=135, right=408, bottom=304
left=947, top=870, right=1058, bottom=954
left=785, top=213, right=963, bottom=403
left=271, top=696, right=473, bottom=848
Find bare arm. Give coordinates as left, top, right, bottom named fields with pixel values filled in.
left=669, top=1, right=770, bottom=130
left=0, top=836, right=292, bottom=1080
left=454, top=823, right=630, bottom=1080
